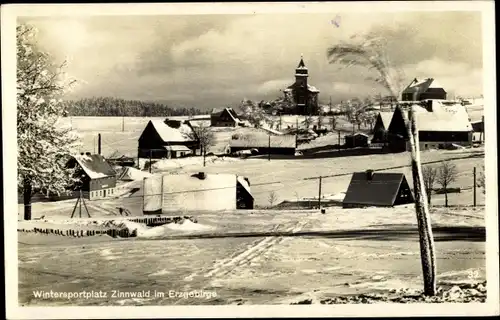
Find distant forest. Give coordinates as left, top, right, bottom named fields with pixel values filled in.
left=62, top=97, right=207, bottom=117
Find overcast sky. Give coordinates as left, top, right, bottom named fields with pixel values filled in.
left=22, top=11, right=483, bottom=110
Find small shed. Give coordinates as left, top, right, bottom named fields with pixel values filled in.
left=343, top=170, right=414, bottom=208
left=66, top=153, right=117, bottom=200
left=344, top=133, right=370, bottom=148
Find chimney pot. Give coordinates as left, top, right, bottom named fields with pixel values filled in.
left=366, top=169, right=374, bottom=180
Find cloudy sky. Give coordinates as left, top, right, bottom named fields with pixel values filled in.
left=21, top=11, right=483, bottom=110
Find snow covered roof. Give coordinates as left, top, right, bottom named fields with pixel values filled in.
left=149, top=119, right=197, bottom=143
left=378, top=112, right=394, bottom=129
left=211, top=107, right=241, bottom=123
left=307, top=84, right=320, bottom=93
left=229, top=134, right=297, bottom=149
left=413, top=101, right=472, bottom=132
left=403, top=78, right=446, bottom=94
left=237, top=176, right=252, bottom=196
left=164, top=145, right=192, bottom=152
left=72, top=154, right=116, bottom=179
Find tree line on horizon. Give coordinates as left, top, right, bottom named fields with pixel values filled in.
left=62, top=96, right=208, bottom=117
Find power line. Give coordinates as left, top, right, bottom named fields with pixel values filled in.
left=79, top=153, right=481, bottom=204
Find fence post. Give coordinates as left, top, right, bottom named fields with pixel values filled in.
left=473, top=167, right=477, bottom=207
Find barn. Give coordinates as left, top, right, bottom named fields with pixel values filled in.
left=344, top=133, right=370, bottom=148
left=210, top=107, right=242, bottom=127
left=142, top=172, right=254, bottom=214
left=66, top=153, right=117, bottom=200
left=371, top=111, right=393, bottom=144
left=138, top=118, right=200, bottom=159
left=387, top=101, right=473, bottom=152
left=342, top=170, right=414, bottom=208
left=228, top=133, right=297, bottom=155
left=401, top=78, right=447, bottom=101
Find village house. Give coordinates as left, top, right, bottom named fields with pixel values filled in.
left=228, top=133, right=297, bottom=155
left=137, top=118, right=200, bottom=159
left=387, top=101, right=473, bottom=152
left=401, top=78, right=447, bottom=101
left=210, top=107, right=242, bottom=127
left=344, top=133, right=370, bottom=148
left=471, top=117, right=485, bottom=143
left=142, top=172, right=254, bottom=214
left=66, top=153, right=117, bottom=200
left=342, top=170, right=414, bottom=208
left=283, top=56, right=320, bottom=115
left=371, top=111, right=394, bottom=144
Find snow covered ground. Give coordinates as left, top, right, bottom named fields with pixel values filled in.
left=18, top=207, right=485, bottom=306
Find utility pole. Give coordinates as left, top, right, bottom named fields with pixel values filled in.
left=318, top=176, right=322, bottom=209
left=473, top=167, right=477, bottom=207
left=98, top=133, right=101, bottom=155
left=268, top=135, right=271, bottom=161
left=122, top=116, right=125, bottom=132
left=338, top=130, right=341, bottom=150
left=149, top=149, right=152, bottom=173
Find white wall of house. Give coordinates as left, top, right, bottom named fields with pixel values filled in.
left=89, top=187, right=116, bottom=200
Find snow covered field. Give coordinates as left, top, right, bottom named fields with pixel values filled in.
left=18, top=207, right=485, bottom=306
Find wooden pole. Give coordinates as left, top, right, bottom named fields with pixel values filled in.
left=79, top=190, right=82, bottom=218
left=268, top=135, right=271, bottom=161
left=122, top=116, right=125, bottom=132
left=318, top=176, right=322, bottom=209
left=70, top=195, right=79, bottom=218
left=149, top=149, right=152, bottom=173
left=473, top=167, right=477, bottom=207
left=408, top=106, right=437, bottom=296
left=98, top=133, right=101, bottom=155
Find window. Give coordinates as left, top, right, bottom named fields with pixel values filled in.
left=424, top=144, right=428, bottom=149
left=99, top=190, right=102, bottom=196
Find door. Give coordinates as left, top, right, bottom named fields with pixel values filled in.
left=103, top=190, right=106, bottom=198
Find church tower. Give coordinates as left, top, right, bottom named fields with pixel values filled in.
left=294, top=56, right=309, bottom=108
left=283, top=56, right=320, bottom=115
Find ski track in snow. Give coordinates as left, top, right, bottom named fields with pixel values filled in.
left=183, top=221, right=309, bottom=282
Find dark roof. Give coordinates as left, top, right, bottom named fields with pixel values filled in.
left=71, top=154, right=116, bottom=179
left=343, top=172, right=410, bottom=206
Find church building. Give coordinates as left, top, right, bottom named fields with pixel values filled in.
left=283, top=57, right=320, bottom=115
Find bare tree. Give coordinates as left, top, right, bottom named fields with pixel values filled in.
left=436, top=161, right=458, bottom=207
left=327, top=32, right=437, bottom=296
left=302, top=115, right=314, bottom=129
left=422, top=165, right=438, bottom=206
left=329, top=115, right=337, bottom=131
left=184, top=123, right=215, bottom=167
left=317, top=113, right=324, bottom=129
left=268, top=191, right=277, bottom=207
left=293, top=191, right=300, bottom=202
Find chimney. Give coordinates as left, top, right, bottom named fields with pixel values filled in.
left=98, top=134, right=101, bottom=155
left=366, top=169, right=374, bottom=181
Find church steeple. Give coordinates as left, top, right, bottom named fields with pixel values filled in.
left=295, top=55, right=308, bottom=78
